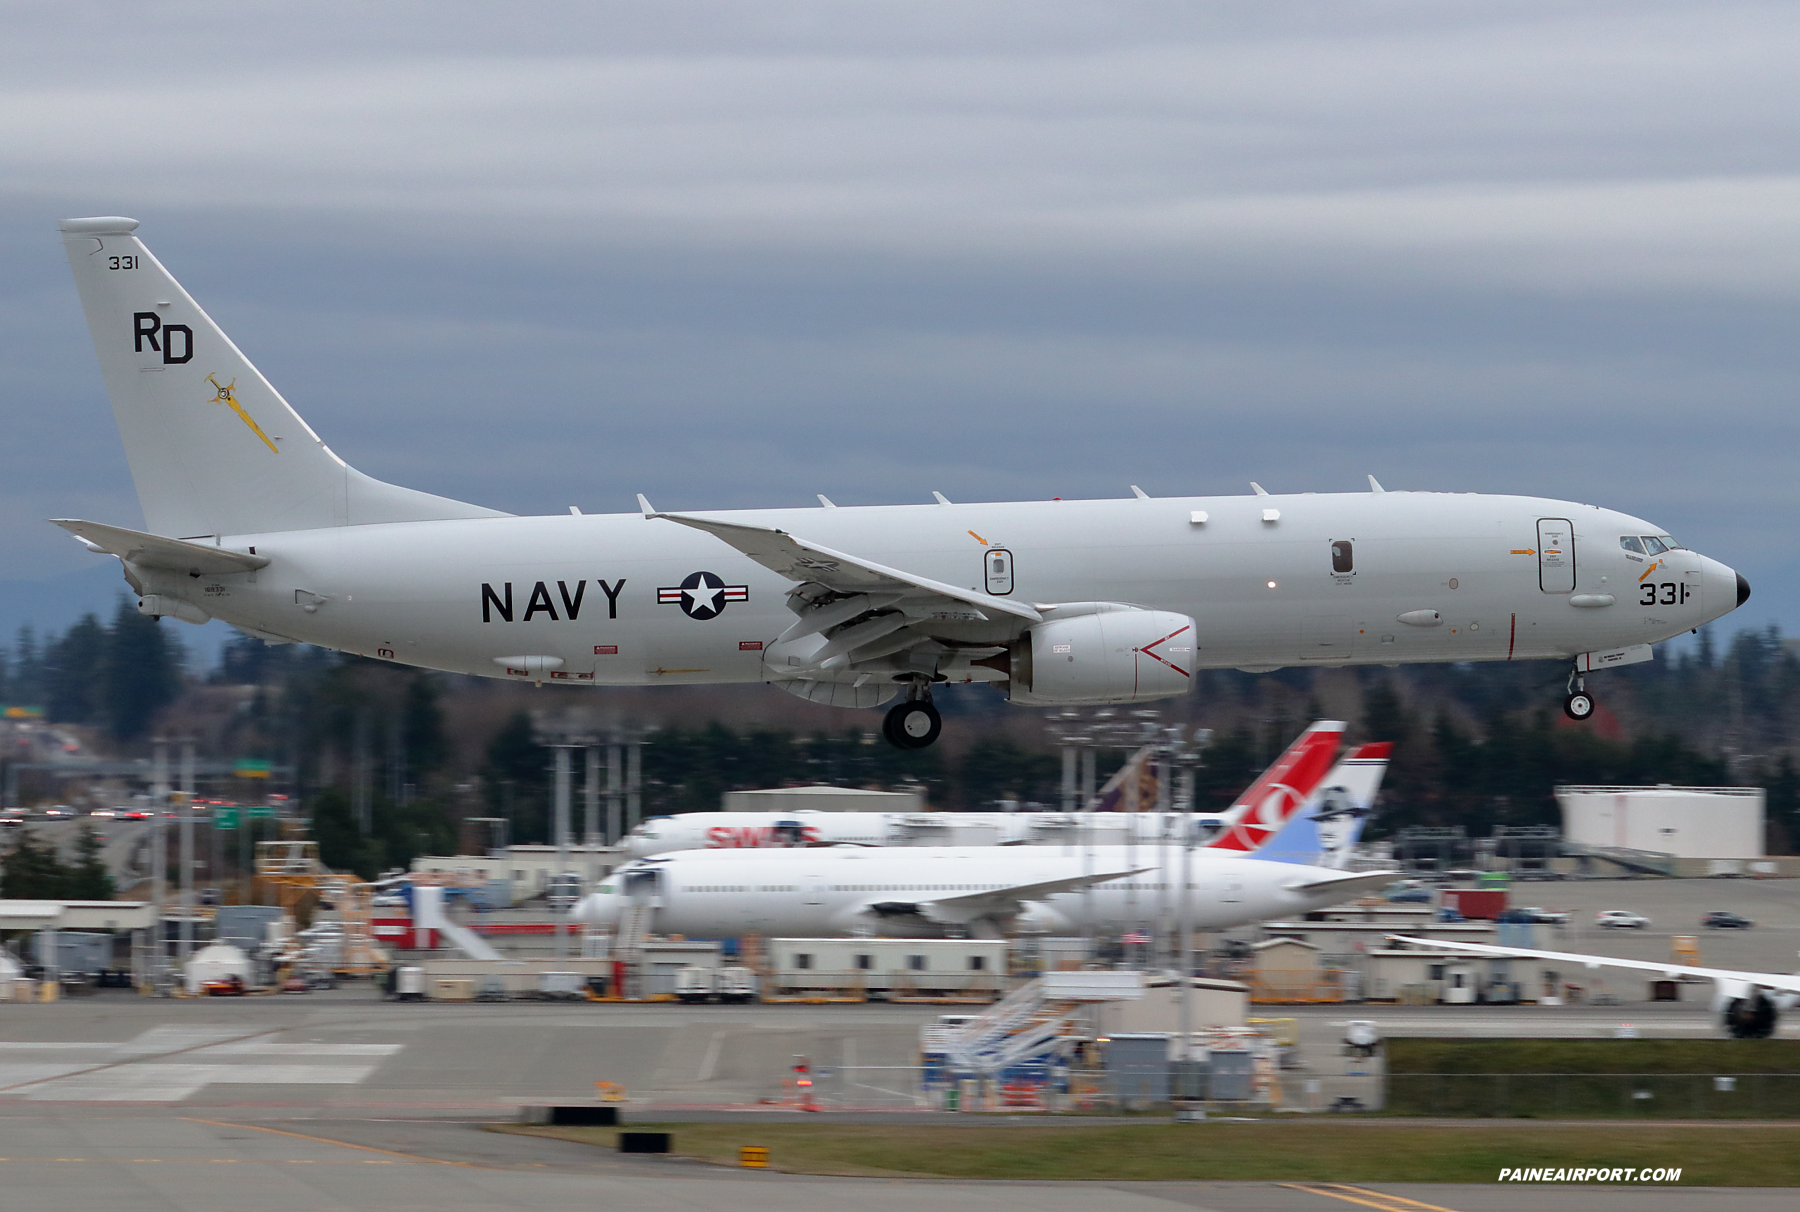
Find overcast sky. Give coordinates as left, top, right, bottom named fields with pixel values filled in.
left=2, top=0, right=1797, bottom=651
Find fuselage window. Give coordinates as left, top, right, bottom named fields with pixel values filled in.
left=1331, top=540, right=1353, bottom=574
left=1620, top=536, right=1645, bottom=555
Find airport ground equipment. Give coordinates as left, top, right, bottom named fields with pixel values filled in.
left=409, top=884, right=502, bottom=961
left=938, top=970, right=1143, bottom=1083
left=674, top=965, right=714, bottom=1002
left=254, top=841, right=386, bottom=976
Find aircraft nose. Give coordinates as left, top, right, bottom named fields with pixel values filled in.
left=1737, top=572, right=1752, bottom=608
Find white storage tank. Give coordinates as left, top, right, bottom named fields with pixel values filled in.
left=183, top=942, right=253, bottom=994
left=1557, top=785, right=1764, bottom=859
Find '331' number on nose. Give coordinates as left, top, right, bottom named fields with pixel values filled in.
left=1640, top=582, right=1689, bottom=606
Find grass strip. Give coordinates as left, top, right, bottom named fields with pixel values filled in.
left=495, top=1120, right=1800, bottom=1184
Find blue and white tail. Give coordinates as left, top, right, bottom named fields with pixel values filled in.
left=1254, top=742, right=1390, bottom=868
left=59, top=217, right=505, bottom=539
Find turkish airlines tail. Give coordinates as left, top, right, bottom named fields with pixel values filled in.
left=58, top=217, right=504, bottom=540
left=1254, top=742, right=1390, bottom=868
left=1203, top=720, right=1346, bottom=853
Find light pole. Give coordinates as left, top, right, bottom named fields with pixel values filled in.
left=150, top=737, right=169, bottom=991
left=178, top=738, right=196, bottom=970
left=550, top=743, right=574, bottom=964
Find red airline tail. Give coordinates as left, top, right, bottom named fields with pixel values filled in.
left=1204, top=720, right=1347, bottom=852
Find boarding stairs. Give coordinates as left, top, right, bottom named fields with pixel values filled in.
left=612, top=901, right=656, bottom=1000
left=940, top=971, right=1144, bottom=1078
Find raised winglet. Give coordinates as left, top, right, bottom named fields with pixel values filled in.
left=636, top=493, right=656, bottom=518
left=1250, top=482, right=1270, bottom=497
left=1368, top=475, right=1386, bottom=493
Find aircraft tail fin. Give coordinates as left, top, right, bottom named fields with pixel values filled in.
left=1255, top=742, right=1390, bottom=867
left=1203, top=720, right=1346, bottom=853
left=59, top=217, right=507, bottom=539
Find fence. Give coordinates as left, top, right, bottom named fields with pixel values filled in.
left=1386, top=1073, right=1800, bottom=1119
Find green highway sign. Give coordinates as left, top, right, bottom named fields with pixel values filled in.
left=247, top=804, right=276, bottom=820
left=212, top=807, right=239, bottom=829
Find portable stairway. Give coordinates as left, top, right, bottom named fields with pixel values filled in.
left=612, top=901, right=656, bottom=1000
left=940, top=971, right=1145, bottom=1079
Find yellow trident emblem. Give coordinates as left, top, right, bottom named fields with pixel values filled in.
left=206, top=373, right=279, bottom=453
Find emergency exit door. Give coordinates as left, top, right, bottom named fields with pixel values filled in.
left=1537, top=518, right=1575, bottom=593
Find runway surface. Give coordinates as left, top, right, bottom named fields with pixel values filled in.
left=2, top=991, right=1793, bottom=1209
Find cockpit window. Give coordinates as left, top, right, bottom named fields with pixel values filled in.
left=1619, top=536, right=1645, bottom=555
left=1657, top=535, right=1684, bottom=550
left=1641, top=536, right=1668, bottom=556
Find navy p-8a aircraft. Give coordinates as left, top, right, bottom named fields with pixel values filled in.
left=54, top=217, right=1750, bottom=748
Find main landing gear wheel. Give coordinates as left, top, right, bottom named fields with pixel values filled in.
left=1563, top=664, right=1595, bottom=722
left=883, top=700, right=942, bottom=750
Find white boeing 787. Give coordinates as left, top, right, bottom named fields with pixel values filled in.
left=54, top=218, right=1750, bottom=748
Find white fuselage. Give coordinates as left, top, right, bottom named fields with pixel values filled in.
left=574, top=845, right=1395, bottom=939
left=624, top=810, right=1229, bottom=857
left=169, top=492, right=1738, bottom=690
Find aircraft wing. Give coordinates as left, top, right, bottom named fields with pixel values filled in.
left=645, top=510, right=1042, bottom=625
left=860, top=866, right=1151, bottom=926
left=1282, top=869, right=1405, bottom=898
left=52, top=518, right=270, bottom=575
left=1387, top=935, right=1800, bottom=995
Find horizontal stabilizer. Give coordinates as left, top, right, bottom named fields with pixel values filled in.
left=52, top=518, right=269, bottom=575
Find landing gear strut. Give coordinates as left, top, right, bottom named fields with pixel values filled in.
left=883, top=684, right=942, bottom=750
left=1563, top=666, right=1595, bottom=722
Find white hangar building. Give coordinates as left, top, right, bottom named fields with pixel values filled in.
left=1556, top=785, right=1765, bottom=860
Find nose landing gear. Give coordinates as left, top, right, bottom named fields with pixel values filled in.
left=1563, top=666, right=1595, bottom=721
left=883, top=682, right=942, bottom=750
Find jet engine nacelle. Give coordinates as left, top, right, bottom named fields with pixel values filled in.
left=1006, top=606, right=1196, bottom=706
left=1713, top=977, right=1781, bottom=1039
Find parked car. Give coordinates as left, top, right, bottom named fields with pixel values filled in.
left=1517, top=907, right=1569, bottom=924
left=1702, top=910, right=1754, bottom=929
left=1387, top=888, right=1433, bottom=903
left=1596, top=909, right=1652, bottom=929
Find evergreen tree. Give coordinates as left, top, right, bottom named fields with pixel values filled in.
left=483, top=710, right=548, bottom=842
left=1, top=829, right=72, bottom=898
left=308, top=785, right=380, bottom=879
left=67, top=823, right=114, bottom=899
left=11, top=625, right=44, bottom=707
left=401, top=675, right=447, bottom=783
left=101, top=597, right=182, bottom=740
left=45, top=613, right=106, bottom=725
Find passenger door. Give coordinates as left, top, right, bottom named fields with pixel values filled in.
left=1537, top=519, right=1575, bottom=593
